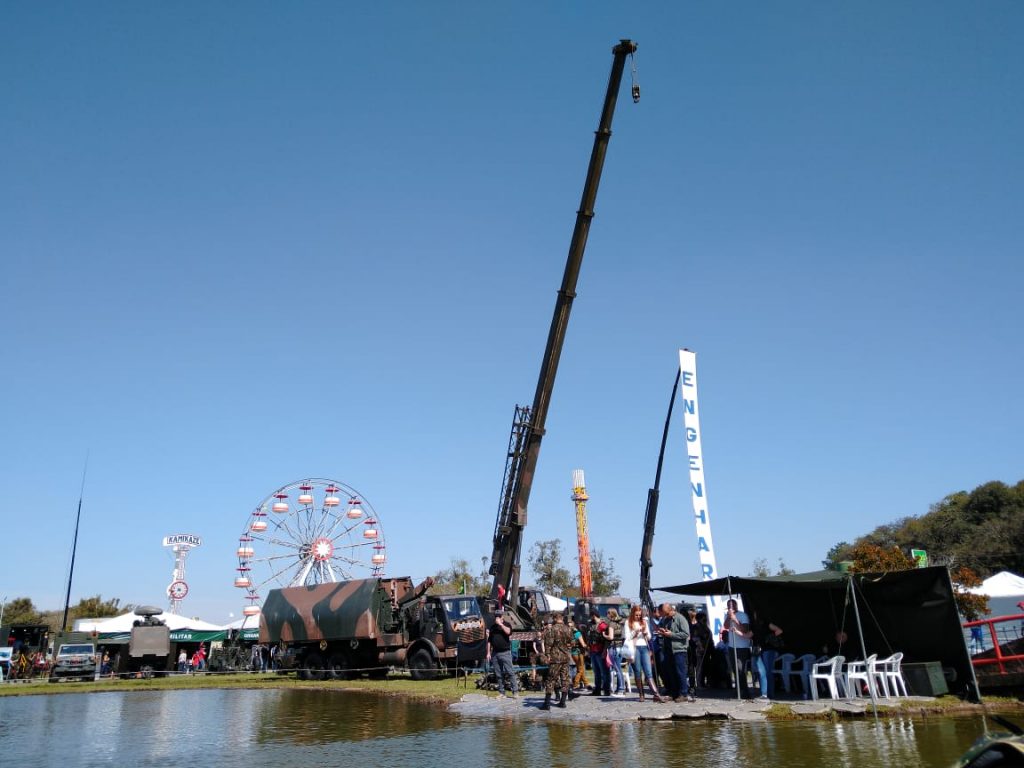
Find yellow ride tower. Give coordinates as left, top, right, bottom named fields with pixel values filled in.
left=572, top=469, right=593, bottom=599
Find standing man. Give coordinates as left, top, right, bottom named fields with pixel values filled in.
left=656, top=603, right=694, bottom=702
left=723, top=598, right=752, bottom=699
left=587, top=611, right=611, bottom=696
left=487, top=608, right=518, bottom=698
left=540, top=613, right=573, bottom=709
left=648, top=605, right=664, bottom=692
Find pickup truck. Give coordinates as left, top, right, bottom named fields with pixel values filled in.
left=49, top=643, right=97, bottom=682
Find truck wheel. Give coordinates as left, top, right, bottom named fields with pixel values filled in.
left=408, top=649, right=438, bottom=681
left=327, top=654, right=351, bottom=681
left=300, top=653, right=325, bottom=681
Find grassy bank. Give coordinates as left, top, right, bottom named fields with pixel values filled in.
left=0, top=671, right=481, bottom=703
left=3, top=674, right=1022, bottom=722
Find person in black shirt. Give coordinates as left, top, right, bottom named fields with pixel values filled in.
left=487, top=609, right=518, bottom=698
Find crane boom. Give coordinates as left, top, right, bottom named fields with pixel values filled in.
left=638, top=368, right=680, bottom=611
left=489, top=40, right=638, bottom=607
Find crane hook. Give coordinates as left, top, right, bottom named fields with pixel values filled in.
left=630, top=51, right=640, bottom=103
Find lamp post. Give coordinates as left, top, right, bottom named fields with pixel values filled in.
left=0, top=595, right=7, bottom=627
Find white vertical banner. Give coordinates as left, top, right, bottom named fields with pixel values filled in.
left=678, top=349, right=726, bottom=637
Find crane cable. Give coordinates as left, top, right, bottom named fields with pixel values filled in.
left=630, top=49, right=640, bottom=103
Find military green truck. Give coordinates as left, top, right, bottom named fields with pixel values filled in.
left=49, top=632, right=98, bottom=682
left=126, top=606, right=171, bottom=678
left=259, top=576, right=486, bottom=681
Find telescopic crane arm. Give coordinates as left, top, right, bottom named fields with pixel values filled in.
left=489, top=40, right=638, bottom=608
left=639, top=369, right=680, bottom=612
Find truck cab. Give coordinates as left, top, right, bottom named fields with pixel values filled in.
left=404, top=594, right=486, bottom=680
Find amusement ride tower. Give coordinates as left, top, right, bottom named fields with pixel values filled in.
left=572, top=469, right=593, bottom=598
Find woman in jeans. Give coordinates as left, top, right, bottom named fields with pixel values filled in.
left=625, top=604, right=663, bottom=702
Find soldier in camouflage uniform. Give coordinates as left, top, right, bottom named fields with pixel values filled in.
left=540, top=612, right=573, bottom=709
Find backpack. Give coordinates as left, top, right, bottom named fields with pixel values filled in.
left=587, top=622, right=608, bottom=653
left=608, top=618, right=623, bottom=644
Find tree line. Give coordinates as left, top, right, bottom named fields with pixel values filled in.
left=1, top=595, right=126, bottom=633
left=821, top=479, right=1024, bottom=578
left=429, top=538, right=621, bottom=597
left=810, top=478, right=1024, bottom=620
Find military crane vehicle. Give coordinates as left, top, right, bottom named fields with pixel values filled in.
left=487, top=39, right=639, bottom=639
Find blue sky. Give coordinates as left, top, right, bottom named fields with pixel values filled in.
left=2, top=3, right=1021, bottom=623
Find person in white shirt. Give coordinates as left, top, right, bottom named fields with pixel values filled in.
left=625, top=604, right=663, bottom=702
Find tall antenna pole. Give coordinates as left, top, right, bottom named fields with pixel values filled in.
left=61, top=455, right=89, bottom=633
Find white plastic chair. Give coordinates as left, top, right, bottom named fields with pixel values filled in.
left=876, top=652, right=908, bottom=697
left=810, top=655, right=846, bottom=700
left=845, top=654, right=883, bottom=699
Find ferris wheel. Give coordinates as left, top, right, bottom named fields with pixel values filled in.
left=234, top=478, right=387, bottom=617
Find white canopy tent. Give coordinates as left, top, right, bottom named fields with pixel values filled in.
left=75, top=612, right=225, bottom=633
left=967, top=571, right=1024, bottom=618
left=221, top=614, right=260, bottom=632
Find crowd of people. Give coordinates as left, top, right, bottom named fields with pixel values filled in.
left=485, top=599, right=793, bottom=707
left=175, top=643, right=208, bottom=674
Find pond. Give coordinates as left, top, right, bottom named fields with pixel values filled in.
left=0, top=688, right=994, bottom=767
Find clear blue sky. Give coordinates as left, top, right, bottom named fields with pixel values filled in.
left=2, top=3, right=1021, bottom=623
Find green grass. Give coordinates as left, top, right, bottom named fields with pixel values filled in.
left=0, top=671, right=488, bottom=703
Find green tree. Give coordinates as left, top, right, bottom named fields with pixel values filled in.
left=820, top=478, right=1024, bottom=579
left=430, top=557, right=490, bottom=596
left=775, top=558, right=796, bottom=576
left=73, top=595, right=125, bottom=620
left=528, top=539, right=574, bottom=595
left=822, top=541, right=852, bottom=571
left=751, top=558, right=796, bottom=577
left=847, top=543, right=917, bottom=572
left=950, top=566, right=989, bottom=621
left=588, top=548, right=621, bottom=596
left=2, top=597, right=42, bottom=625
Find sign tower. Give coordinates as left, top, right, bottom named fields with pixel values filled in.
left=162, top=533, right=202, bottom=614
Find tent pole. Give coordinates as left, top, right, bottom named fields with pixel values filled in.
left=947, top=567, right=983, bottom=703
left=848, top=575, right=880, bottom=722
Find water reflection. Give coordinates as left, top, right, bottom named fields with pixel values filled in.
left=0, top=689, right=995, bottom=768
left=256, top=689, right=457, bottom=745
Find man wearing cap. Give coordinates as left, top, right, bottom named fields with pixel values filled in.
left=487, top=608, right=518, bottom=698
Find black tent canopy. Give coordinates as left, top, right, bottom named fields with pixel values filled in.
left=655, top=566, right=977, bottom=700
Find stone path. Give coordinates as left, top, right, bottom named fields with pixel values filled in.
left=450, top=688, right=933, bottom=722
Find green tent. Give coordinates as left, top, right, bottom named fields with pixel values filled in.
left=656, top=565, right=979, bottom=701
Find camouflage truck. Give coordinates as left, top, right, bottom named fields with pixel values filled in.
left=259, top=576, right=486, bottom=681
